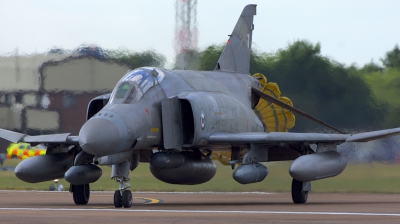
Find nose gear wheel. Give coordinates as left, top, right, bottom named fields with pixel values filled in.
left=122, top=190, right=132, bottom=208
left=113, top=177, right=132, bottom=208
left=114, top=190, right=122, bottom=208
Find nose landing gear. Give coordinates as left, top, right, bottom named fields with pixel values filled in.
left=113, top=177, right=132, bottom=208
left=112, top=161, right=132, bottom=208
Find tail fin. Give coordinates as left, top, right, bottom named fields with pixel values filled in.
left=214, top=4, right=256, bottom=74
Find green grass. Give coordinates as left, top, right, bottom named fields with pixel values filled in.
left=2, top=159, right=400, bottom=193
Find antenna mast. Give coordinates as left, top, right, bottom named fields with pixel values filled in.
left=174, top=0, right=198, bottom=69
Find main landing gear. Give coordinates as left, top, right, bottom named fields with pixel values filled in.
left=291, top=178, right=311, bottom=204
left=112, top=161, right=132, bottom=208
left=70, top=150, right=94, bottom=205
left=71, top=183, right=90, bottom=205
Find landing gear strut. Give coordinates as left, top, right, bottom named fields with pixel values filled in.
left=112, top=161, right=132, bottom=208
left=291, top=179, right=310, bottom=204
left=72, top=184, right=90, bottom=205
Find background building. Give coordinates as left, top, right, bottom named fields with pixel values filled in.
left=0, top=52, right=131, bottom=152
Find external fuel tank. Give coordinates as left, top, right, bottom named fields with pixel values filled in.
left=289, top=151, right=347, bottom=182
left=150, top=151, right=216, bottom=185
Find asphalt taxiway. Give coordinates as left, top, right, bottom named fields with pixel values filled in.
left=0, top=191, right=400, bottom=223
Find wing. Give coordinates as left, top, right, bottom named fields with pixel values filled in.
left=208, top=127, right=400, bottom=145
left=0, top=129, right=79, bottom=145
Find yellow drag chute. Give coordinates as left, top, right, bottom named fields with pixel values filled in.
left=211, top=151, right=232, bottom=166
left=212, top=73, right=295, bottom=166
left=253, top=73, right=295, bottom=132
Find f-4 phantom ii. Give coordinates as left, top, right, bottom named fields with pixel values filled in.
left=1, top=4, right=400, bottom=207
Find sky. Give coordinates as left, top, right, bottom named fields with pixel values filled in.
left=1, top=0, right=399, bottom=68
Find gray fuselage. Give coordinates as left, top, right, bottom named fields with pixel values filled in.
left=78, top=67, right=264, bottom=157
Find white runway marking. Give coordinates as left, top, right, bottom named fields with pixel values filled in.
left=0, top=190, right=279, bottom=194
left=0, top=208, right=399, bottom=217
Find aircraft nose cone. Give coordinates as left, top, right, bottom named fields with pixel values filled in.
left=79, top=118, right=120, bottom=156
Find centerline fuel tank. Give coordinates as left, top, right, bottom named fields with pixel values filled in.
left=149, top=151, right=216, bottom=185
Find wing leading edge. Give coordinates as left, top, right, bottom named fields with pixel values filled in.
left=208, top=127, right=400, bottom=145
left=0, top=128, right=79, bottom=144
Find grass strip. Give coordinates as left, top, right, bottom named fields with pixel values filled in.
left=1, top=159, right=400, bottom=193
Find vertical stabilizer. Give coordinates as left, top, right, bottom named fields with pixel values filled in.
left=214, top=4, right=256, bottom=74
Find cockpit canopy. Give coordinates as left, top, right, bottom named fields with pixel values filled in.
left=109, top=67, right=165, bottom=104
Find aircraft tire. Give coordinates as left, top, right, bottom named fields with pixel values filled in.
left=122, top=190, right=132, bottom=208
left=72, top=184, right=90, bottom=205
left=114, top=190, right=122, bottom=208
left=291, top=179, right=308, bottom=204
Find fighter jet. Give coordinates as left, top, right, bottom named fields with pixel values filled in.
left=1, top=4, right=400, bottom=208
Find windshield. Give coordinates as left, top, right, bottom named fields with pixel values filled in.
left=109, top=68, right=165, bottom=104
left=116, top=83, right=130, bottom=99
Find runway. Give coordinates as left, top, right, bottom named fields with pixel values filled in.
left=0, top=191, right=400, bottom=223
